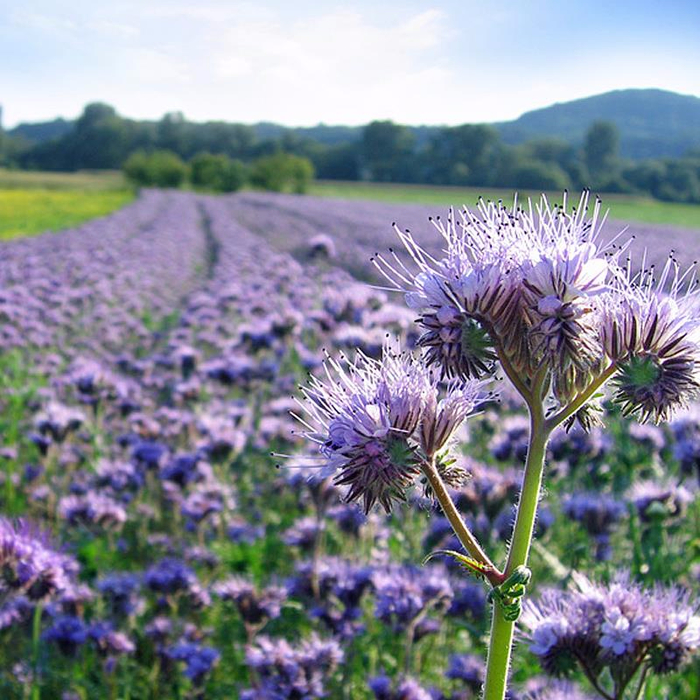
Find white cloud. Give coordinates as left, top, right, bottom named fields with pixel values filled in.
left=122, top=48, right=192, bottom=84
left=200, top=8, right=453, bottom=124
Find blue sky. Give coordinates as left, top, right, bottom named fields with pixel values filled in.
left=2, top=0, right=699, bottom=128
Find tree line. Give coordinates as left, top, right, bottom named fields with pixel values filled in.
left=2, top=102, right=700, bottom=202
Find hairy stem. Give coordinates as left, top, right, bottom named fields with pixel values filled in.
left=483, top=400, right=550, bottom=700
left=421, top=458, right=503, bottom=587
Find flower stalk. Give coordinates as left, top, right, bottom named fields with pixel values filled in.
left=483, top=394, right=552, bottom=699
left=420, top=457, right=504, bottom=588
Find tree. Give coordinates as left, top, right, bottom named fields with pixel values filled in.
left=426, top=124, right=500, bottom=185
left=190, top=152, right=247, bottom=192
left=361, top=121, right=415, bottom=182
left=123, top=150, right=188, bottom=188
left=583, top=121, right=619, bottom=181
left=249, top=152, right=314, bottom=193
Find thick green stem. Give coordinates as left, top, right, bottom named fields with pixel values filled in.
left=483, top=404, right=550, bottom=700
left=421, top=459, right=503, bottom=587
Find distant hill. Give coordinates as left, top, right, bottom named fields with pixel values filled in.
left=496, top=89, right=700, bottom=159
left=9, top=118, right=74, bottom=144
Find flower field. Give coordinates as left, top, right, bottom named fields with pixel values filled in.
left=1, top=189, right=699, bottom=699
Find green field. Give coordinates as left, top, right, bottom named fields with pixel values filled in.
left=0, top=168, right=126, bottom=191
left=2, top=171, right=700, bottom=241
left=0, top=169, right=134, bottom=238
left=310, top=180, right=700, bottom=229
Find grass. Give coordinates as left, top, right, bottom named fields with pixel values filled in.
left=0, top=169, right=134, bottom=239
left=309, top=180, right=700, bottom=229
left=0, top=189, right=135, bottom=239
left=0, top=168, right=126, bottom=191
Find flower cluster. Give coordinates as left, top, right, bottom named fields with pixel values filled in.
left=0, top=519, right=77, bottom=603
left=521, top=573, right=700, bottom=691
left=377, top=193, right=700, bottom=423
left=297, top=344, right=484, bottom=512
left=242, top=634, right=343, bottom=699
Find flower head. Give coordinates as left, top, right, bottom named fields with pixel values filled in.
left=0, top=519, right=77, bottom=602
left=376, top=193, right=622, bottom=401
left=296, top=342, right=483, bottom=512
left=521, top=572, right=700, bottom=682
left=603, top=257, right=700, bottom=423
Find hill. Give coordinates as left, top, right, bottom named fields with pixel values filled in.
left=496, top=89, right=700, bottom=159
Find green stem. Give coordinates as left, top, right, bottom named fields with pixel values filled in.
left=421, top=459, right=503, bottom=587
left=483, top=403, right=550, bottom=700
left=31, top=604, right=43, bottom=700
left=545, top=362, right=617, bottom=430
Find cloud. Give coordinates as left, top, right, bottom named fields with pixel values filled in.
left=202, top=8, right=452, bottom=123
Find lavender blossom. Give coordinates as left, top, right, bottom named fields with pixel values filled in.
left=213, top=576, right=287, bottom=626
left=297, top=343, right=483, bottom=512
left=373, top=563, right=453, bottom=632
left=165, top=640, right=220, bottom=683
left=0, top=518, right=77, bottom=602
left=243, top=634, right=343, bottom=699
left=521, top=573, right=700, bottom=686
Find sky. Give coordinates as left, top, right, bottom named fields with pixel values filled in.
left=1, top=0, right=700, bottom=129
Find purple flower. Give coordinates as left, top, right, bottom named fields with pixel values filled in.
left=521, top=572, right=700, bottom=682
left=522, top=679, right=596, bottom=700
left=243, top=634, right=343, bottom=699
left=43, top=615, right=89, bottom=656
left=213, top=576, right=287, bottom=626
left=58, top=493, right=127, bottom=529
left=327, top=503, right=366, bottom=536
left=0, top=518, right=77, bottom=602
left=226, top=518, right=264, bottom=544
left=369, top=675, right=434, bottom=700
left=282, top=516, right=324, bottom=550
left=297, top=343, right=483, bottom=512
left=88, top=621, right=135, bottom=656
left=373, top=564, right=452, bottom=632
left=165, top=640, right=220, bottom=683
left=33, top=402, right=86, bottom=442
left=145, top=558, right=196, bottom=595
left=562, top=492, right=626, bottom=532
left=446, top=653, right=484, bottom=691
left=298, top=346, right=430, bottom=513
left=626, top=479, right=693, bottom=521
left=602, top=262, right=700, bottom=423
left=97, top=572, right=143, bottom=616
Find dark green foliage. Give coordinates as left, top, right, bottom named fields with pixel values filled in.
left=583, top=120, right=620, bottom=183
left=123, top=149, right=188, bottom=188
left=190, top=152, right=247, bottom=192
left=511, top=160, right=571, bottom=191
left=361, top=121, right=416, bottom=182
left=425, top=124, right=500, bottom=186
left=249, top=152, right=314, bottom=193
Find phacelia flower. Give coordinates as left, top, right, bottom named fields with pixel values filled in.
left=521, top=572, right=700, bottom=685
left=377, top=193, right=616, bottom=387
left=213, top=576, right=286, bottom=626
left=603, top=258, right=700, bottom=423
left=296, top=342, right=482, bottom=512
left=0, top=518, right=77, bottom=602
left=243, top=634, right=343, bottom=699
